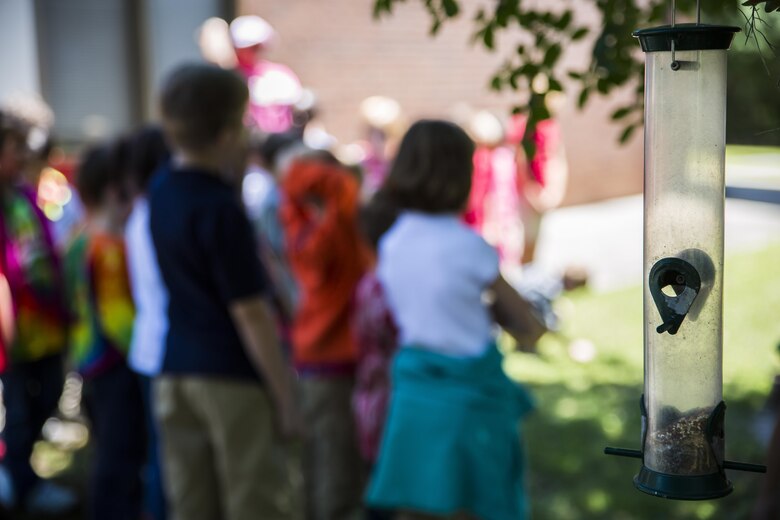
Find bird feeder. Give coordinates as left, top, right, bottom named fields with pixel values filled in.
left=605, top=22, right=767, bottom=500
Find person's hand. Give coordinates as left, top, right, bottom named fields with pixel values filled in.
left=276, top=399, right=304, bottom=440
left=274, top=377, right=304, bottom=441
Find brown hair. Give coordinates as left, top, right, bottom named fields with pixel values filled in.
left=380, top=119, right=474, bottom=214
left=76, top=138, right=131, bottom=209
left=159, top=63, right=248, bottom=151
left=129, top=125, right=170, bottom=192
left=361, top=119, right=474, bottom=247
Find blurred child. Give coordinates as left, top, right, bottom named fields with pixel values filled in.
left=150, top=63, right=301, bottom=520
left=0, top=94, right=83, bottom=252
left=352, top=199, right=399, bottom=466
left=0, top=112, right=75, bottom=515
left=243, top=131, right=302, bottom=321
left=280, top=153, right=369, bottom=520
left=464, top=110, right=524, bottom=273
left=351, top=199, right=399, bottom=520
left=357, top=96, right=404, bottom=199
left=508, top=95, right=569, bottom=266
left=65, top=140, right=145, bottom=520
left=230, top=15, right=303, bottom=133
left=364, top=120, right=547, bottom=520
left=125, top=125, right=170, bottom=520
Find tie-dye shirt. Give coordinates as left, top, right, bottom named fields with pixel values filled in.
left=0, top=185, right=68, bottom=363
left=0, top=269, right=11, bottom=373
left=65, top=232, right=135, bottom=378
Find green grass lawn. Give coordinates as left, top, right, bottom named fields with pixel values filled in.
left=505, top=241, right=780, bottom=519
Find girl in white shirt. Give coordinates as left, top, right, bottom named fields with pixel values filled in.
left=364, top=120, right=546, bottom=520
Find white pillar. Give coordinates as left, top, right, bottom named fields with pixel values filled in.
left=139, top=0, right=231, bottom=118
left=0, top=0, right=41, bottom=101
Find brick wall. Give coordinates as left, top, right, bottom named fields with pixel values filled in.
left=238, top=0, right=644, bottom=205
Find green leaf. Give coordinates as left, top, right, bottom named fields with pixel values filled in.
left=543, top=44, right=562, bottom=67
left=441, top=0, right=459, bottom=17
left=483, top=26, right=495, bottom=49
left=518, top=11, right=533, bottom=26
left=520, top=63, right=539, bottom=78
left=611, top=107, right=632, bottom=120
left=373, top=0, right=393, bottom=18
left=571, top=27, right=589, bottom=41
left=512, top=105, right=529, bottom=115
left=557, top=10, right=573, bottom=30
left=567, top=71, right=584, bottom=80
left=516, top=44, right=526, bottom=55
left=578, top=88, right=591, bottom=108
left=490, top=75, right=503, bottom=91
left=522, top=139, right=536, bottom=161
left=509, top=70, right=520, bottom=89
left=619, top=124, right=637, bottom=143
left=548, top=78, right=563, bottom=92
left=597, top=78, right=610, bottom=94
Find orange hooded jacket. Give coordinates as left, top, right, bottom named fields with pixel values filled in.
left=280, top=159, right=369, bottom=369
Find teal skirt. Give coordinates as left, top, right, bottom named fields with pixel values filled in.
left=365, top=344, right=534, bottom=520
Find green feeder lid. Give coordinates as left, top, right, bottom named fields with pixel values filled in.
left=633, top=24, right=740, bottom=52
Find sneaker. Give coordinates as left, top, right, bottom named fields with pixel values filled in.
left=25, top=480, right=78, bottom=515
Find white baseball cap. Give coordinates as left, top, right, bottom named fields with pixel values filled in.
left=230, top=15, right=275, bottom=48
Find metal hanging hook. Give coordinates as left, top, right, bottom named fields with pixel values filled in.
left=670, top=0, right=680, bottom=71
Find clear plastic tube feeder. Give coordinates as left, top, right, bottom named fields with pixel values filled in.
left=604, top=23, right=767, bottom=500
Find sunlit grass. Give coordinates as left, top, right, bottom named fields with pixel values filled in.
left=726, top=144, right=780, bottom=159
left=505, top=241, right=780, bottom=519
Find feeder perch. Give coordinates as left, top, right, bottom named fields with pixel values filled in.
left=604, top=23, right=767, bottom=500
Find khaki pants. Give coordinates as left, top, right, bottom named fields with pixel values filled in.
left=154, top=376, right=302, bottom=520
left=300, top=376, right=363, bottom=520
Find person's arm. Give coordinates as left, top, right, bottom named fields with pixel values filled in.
left=208, top=201, right=301, bottom=437
left=229, top=296, right=301, bottom=438
left=0, top=273, right=13, bottom=347
left=489, top=275, right=547, bottom=351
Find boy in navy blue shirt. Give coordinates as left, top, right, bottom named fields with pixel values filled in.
left=149, top=63, right=301, bottom=520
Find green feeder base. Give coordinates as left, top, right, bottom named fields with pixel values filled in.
left=634, top=465, right=733, bottom=500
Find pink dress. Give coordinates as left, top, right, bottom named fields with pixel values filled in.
left=351, top=271, right=398, bottom=463
left=465, top=145, right=524, bottom=269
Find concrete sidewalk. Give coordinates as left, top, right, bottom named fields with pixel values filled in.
left=535, top=194, right=780, bottom=292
